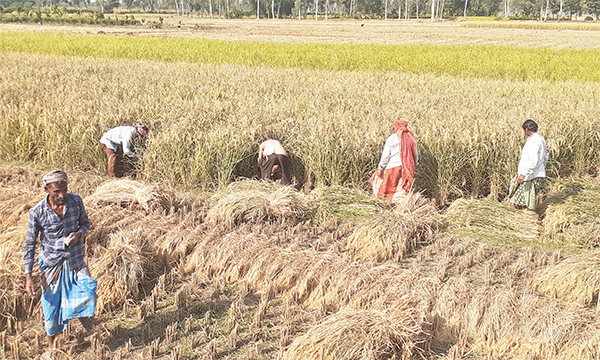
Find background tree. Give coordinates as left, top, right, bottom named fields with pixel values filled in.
left=582, top=0, right=600, bottom=19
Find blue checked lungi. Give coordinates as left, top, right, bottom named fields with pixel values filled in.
left=39, top=258, right=97, bottom=336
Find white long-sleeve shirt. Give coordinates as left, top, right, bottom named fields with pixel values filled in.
left=378, top=133, right=419, bottom=170
left=100, top=126, right=138, bottom=158
left=518, top=132, right=549, bottom=182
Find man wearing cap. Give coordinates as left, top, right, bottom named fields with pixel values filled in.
left=508, top=119, right=549, bottom=211
left=23, top=170, right=96, bottom=359
left=100, top=123, right=149, bottom=177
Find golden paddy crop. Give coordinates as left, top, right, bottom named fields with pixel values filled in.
left=1, top=50, right=600, bottom=204
left=0, top=165, right=600, bottom=359
left=2, top=22, right=600, bottom=358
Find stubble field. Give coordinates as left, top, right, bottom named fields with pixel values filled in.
left=2, top=19, right=600, bottom=360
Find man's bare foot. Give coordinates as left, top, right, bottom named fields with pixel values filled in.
left=79, top=317, right=93, bottom=332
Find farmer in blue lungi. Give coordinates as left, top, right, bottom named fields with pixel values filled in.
left=23, top=170, right=97, bottom=360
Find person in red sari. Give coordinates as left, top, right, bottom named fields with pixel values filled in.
left=370, top=120, right=419, bottom=202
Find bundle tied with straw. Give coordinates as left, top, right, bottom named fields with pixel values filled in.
left=89, top=228, right=153, bottom=313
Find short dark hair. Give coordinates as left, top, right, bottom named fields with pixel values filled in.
left=522, top=119, right=538, bottom=132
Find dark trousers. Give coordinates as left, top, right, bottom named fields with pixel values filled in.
left=260, top=154, right=291, bottom=185
left=101, top=144, right=134, bottom=178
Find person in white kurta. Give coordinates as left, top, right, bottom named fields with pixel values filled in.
left=508, top=119, right=549, bottom=211
left=100, top=123, right=149, bottom=177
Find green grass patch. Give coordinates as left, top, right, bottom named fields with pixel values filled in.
left=1, top=31, right=600, bottom=81
left=461, top=20, right=600, bottom=31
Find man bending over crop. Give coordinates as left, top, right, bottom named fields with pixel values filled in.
left=258, top=139, right=291, bottom=185
left=508, top=119, right=549, bottom=211
left=100, top=123, right=149, bottom=177
left=23, top=170, right=97, bottom=360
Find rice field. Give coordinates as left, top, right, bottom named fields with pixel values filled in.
left=2, top=31, right=600, bottom=81
left=1, top=48, right=600, bottom=202
left=3, top=20, right=600, bottom=359
left=1, top=165, right=600, bottom=359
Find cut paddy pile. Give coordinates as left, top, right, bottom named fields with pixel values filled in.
left=305, top=185, right=386, bottom=223
left=542, top=178, right=600, bottom=246
left=442, top=198, right=540, bottom=244
left=3, top=166, right=600, bottom=359
left=282, top=309, right=423, bottom=360
left=206, top=180, right=305, bottom=227
left=346, top=192, right=439, bottom=261
left=534, top=252, right=600, bottom=306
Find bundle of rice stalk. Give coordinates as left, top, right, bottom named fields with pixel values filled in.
left=85, top=179, right=184, bottom=212
left=465, top=285, right=520, bottom=346
left=534, top=252, right=600, bottom=306
left=0, top=246, right=30, bottom=325
left=206, top=180, right=305, bottom=227
left=467, top=290, right=597, bottom=359
left=542, top=178, right=600, bottom=246
left=0, top=165, right=40, bottom=187
left=282, top=309, right=423, bottom=360
left=153, top=222, right=204, bottom=265
left=442, top=198, right=539, bottom=244
left=347, top=192, right=439, bottom=261
left=305, top=185, right=386, bottom=223
left=0, top=186, right=43, bottom=228
left=430, top=277, right=474, bottom=345
left=345, top=268, right=439, bottom=318
left=89, top=228, right=152, bottom=313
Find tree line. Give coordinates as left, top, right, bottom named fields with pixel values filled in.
left=1, top=0, right=598, bottom=23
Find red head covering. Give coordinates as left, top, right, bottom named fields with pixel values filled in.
left=393, top=120, right=408, bottom=133
left=135, top=123, right=149, bottom=136
left=394, top=120, right=417, bottom=192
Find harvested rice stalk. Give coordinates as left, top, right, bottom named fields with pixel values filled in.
left=89, top=228, right=153, bottom=313
left=282, top=309, right=423, bottom=360
left=542, top=178, right=600, bottom=246
left=346, top=192, right=438, bottom=261
left=534, top=252, right=600, bottom=306
left=442, top=198, right=539, bottom=244
left=86, top=179, right=192, bottom=212
left=305, top=186, right=386, bottom=223
left=206, top=180, right=304, bottom=227
left=346, top=193, right=438, bottom=261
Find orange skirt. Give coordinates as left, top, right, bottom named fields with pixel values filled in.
left=370, top=166, right=407, bottom=203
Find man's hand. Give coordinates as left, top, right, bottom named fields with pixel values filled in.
left=65, top=231, right=82, bottom=248
left=25, top=273, right=36, bottom=297
left=517, top=174, right=525, bottom=184
left=376, top=169, right=385, bottom=179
